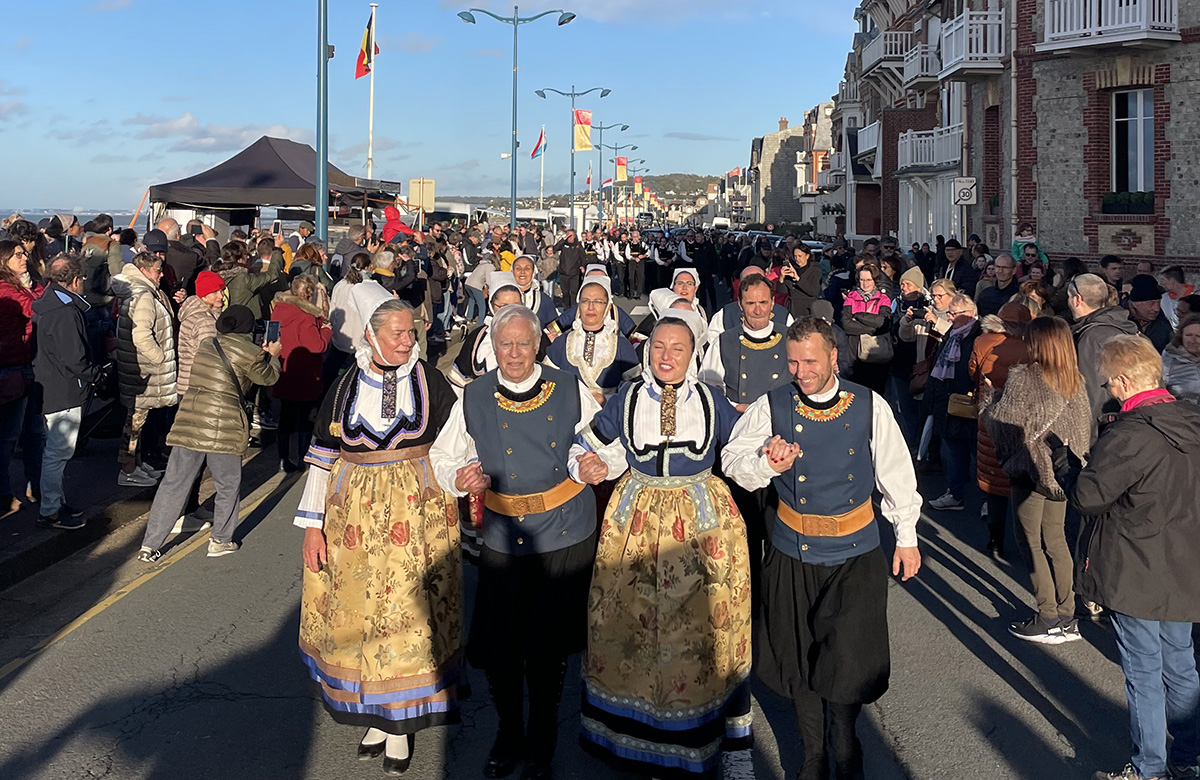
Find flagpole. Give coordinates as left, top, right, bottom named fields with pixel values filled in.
left=539, top=124, right=545, bottom=212
left=366, top=3, right=378, bottom=179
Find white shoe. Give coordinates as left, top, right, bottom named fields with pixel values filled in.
left=171, top=514, right=214, bottom=534
left=117, top=470, right=157, bottom=488
left=136, top=463, right=163, bottom=480
left=929, top=491, right=964, bottom=511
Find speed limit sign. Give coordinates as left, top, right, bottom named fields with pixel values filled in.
left=953, top=177, right=978, bottom=206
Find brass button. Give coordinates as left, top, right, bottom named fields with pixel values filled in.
left=503, top=422, right=509, bottom=428
left=518, top=517, right=524, bottom=523
left=772, top=373, right=779, bottom=379
left=845, top=423, right=850, bottom=430
left=801, top=544, right=809, bottom=551
left=798, top=475, right=807, bottom=482
left=799, top=497, right=807, bottom=505
left=848, top=448, right=855, bottom=455
left=561, top=530, right=567, bottom=535
left=848, top=474, right=854, bottom=481
left=550, top=442, right=557, bottom=448
left=517, top=538, right=524, bottom=545
left=794, top=423, right=803, bottom=433
left=510, top=473, right=517, bottom=478
left=493, top=392, right=500, bottom=399
left=849, top=498, right=855, bottom=504
left=741, top=392, right=747, bottom=397
left=740, top=355, right=746, bottom=360
left=773, top=354, right=779, bottom=359
left=547, top=415, right=554, bottom=421
left=506, top=448, right=513, bottom=454
left=741, top=373, right=747, bottom=379
left=797, top=450, right=804, bottom=458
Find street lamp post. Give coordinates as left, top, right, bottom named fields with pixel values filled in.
left=316, top=0, right=331, bottom=240
left=536, top=85, right=611, bottom=231
left=459, top=6, right=576, bottom=230
left=600, top=144, right=638, bottom=225
left=593, top=121, right=628, bottom=224
left=627, top=163, right=649, bottom=224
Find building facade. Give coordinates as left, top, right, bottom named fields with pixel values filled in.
left=748, top=118, right=809, bottom=226
left=820, top=0, right=1198, bottom=266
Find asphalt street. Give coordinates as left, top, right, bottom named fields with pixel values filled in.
left=0, top=454, right=1142, bottom=780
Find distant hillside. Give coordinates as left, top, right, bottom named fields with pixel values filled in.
left=640, top=173, right=721, bottom=196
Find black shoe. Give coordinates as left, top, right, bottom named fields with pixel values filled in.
left=50, top=514, right=86, bottom=531
left=383, top=734, right=413, bottom=775
left=484, top=741, right=523, bottom=779
left=986, top=540, right=1005, bottom=559
left=520, top=761, right=553, bottom=780
left=357, top=740, right=386, bottom=760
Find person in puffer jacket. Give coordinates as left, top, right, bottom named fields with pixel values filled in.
left=111, top=253, right=178, bottom=487
left=1161, top=314, right=1200, bottom=404
left=175, top=271, right=226, bottom=398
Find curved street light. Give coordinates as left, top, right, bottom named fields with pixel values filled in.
left=459, top=6, right=575, bottom=228
left=535, top=85, right=611, bottom=230
left=593, top=121, right=628, bottom=222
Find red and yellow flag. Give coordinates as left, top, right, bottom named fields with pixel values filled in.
left=573, top=110, right=592, bottom=152
left=615, top=156, right=628, bottom=182
left=633, top=176, right=643, bottom=195
left=355, top=14, right=379, bottom=79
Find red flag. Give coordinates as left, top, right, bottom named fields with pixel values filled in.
left=355, top=14, right=379, bottom=79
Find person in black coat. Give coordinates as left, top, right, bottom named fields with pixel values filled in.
left=923, top=294, right=982, bottom=511
left=1051, top=334, right=1200, bottom=780
left=1124, top=274, right=1173, bottom=354
left=939, top=239, right=979, bottom=298
left=31, top=256, right=105, bottom=526
left=553, top=230, right=586, bottom=307
left=779, top=242, right=822, bottom=318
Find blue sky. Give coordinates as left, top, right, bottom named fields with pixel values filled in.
left=0, top=0, right=856, bottom=209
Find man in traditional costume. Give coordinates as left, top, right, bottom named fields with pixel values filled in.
left=723, top=316, right=921, bottom=780
left=294, top=283, right=463, bottom=774
left=431, top=304, right=602, bottom=780
left=706, top=265, right=792, bottom=345
left=571, top=314, right=752, bottom=777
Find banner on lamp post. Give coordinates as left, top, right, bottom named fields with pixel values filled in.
left=573, top=110, right=593, bottom=152
left=615, top=156, right=628, bottom=182
left=634, top=176, right=642, bottom=195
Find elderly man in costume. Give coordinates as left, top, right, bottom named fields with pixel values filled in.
left=294, top=281, right=463, bottom=774
left=571, top=312, right=752, bottom=777
left=706, top=265, right=792, bottom=344
left=544, top=274, right=639, bottom=404
left=511, top=254, right=559, bottom=328
left=431, top=304, right=602, bottom=780
left=723, top=316, right=921, bottom=780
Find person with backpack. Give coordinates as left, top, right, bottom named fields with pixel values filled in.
left=135, top=305, right=280, bottom=562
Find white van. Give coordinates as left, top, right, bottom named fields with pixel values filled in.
left=711, top=217, right=731, bottom=230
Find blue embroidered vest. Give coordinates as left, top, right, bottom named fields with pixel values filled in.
left=717, top=326, right=791, bottom=404
left=766, top=380, right=879, bottom=565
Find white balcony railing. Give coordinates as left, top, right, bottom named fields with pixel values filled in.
left=941, top=10, right=1005, bottom=76
left=857, top=121, right=881, bottom=157
left=838, top=80, right=860, bottom=104
left=903, top=43, right=941, bottom=85
left=793, top=183, right=819, bottom=199
left=1043, top=0, right=1179, bottom=47
left=897, top=124, right=964, bottom=170
left=862, top=31, right=913, bottom=73
left=828, top=151, right=845, bottom=172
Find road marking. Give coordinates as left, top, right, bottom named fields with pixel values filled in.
left=0, top=481, right=285, bottom=683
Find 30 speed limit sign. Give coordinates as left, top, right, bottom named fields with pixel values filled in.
left=953, top=177, right=978, bottom=206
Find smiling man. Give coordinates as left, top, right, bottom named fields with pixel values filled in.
left=723, top=316, right=921, bottom=780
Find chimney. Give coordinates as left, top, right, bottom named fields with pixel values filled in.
left=779, top=117, right=789, bottom=131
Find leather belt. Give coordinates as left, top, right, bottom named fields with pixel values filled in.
left=777, top=500, right=874, bottom=537
left=339, top=443, right=432, bottom=464
left=485, top=478, right=586, bottom=517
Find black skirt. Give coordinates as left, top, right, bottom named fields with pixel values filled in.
left=755, top=545, right=891, bottom=705
left=467, top=534, right=597, bottom=670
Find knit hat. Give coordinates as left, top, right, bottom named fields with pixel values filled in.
left=1128, top=274, right=1163, bottom=303
left=217, top=305, right=255, bottom=335
left=811, top=300, right=835, bottom=322
left=195, top=270, right=226, bottom=299
left=298, top=220, right=316, bottom=232
left=900, top=266, right=926, bottom=291
left=997, top=301, right=1033, bottom=324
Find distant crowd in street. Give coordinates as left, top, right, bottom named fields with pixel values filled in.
left=1, top=207, right=1198, bottom=780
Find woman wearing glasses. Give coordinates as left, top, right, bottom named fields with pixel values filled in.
left=923, top=293, right=982, bottom=512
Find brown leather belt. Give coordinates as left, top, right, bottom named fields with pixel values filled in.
left=339, top=443, right=432, bottom=464
left=777, top=501, right=874, bottom=537
left=485, top=478, right=586, bottom=517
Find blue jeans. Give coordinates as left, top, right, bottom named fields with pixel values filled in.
left=40, top=406, right=81, bottom=516
left=941, top=435, right=975, bottom=501
left=1110, top=611, right=1200, bottom=777
left=465, top=286, right=486, bottom=323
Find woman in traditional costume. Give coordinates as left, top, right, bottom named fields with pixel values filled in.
left=570, top=312, right=753, bottom=778
left=544, top=275, right=639, bottom=405
left=294, top=282, right=463, bottom=774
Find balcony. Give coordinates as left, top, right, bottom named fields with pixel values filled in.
left=940, top=10, right=1005, bottom=79
left=793, top=182, right=819, bottom=199
left=1038, top=0, right=1179, bottom=51
left=896, top=124, right=964, bottom=171
left=817, top=154, right=845, bottom=190
left=903, top=43, right=941, bottom=87
left=856, top=121, right=881, bottom=159
left=862, top=31, right=913, bottom=74
left=837, top=80, right=860, bottom=105
left=828, top=151, right=845, bottom=172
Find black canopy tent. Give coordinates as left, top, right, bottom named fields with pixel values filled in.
left=149, top=135, right=400, bottom=209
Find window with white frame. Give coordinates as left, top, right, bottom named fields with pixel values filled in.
left=1112, top=89, right=1154, bottom=192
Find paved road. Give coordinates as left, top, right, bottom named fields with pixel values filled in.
left=0, top=452, right=1142, bottom=780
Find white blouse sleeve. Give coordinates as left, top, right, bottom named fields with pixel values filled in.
left=721, top=394, right=778, bottom=491
left=430, top=397, right=478, bottom=498
left=697, top=336, right=725, bottom=390
left=293, top=467, right=330, bottom=529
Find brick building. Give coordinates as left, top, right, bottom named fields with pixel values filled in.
left=821, top=0, right=1199, bottom=267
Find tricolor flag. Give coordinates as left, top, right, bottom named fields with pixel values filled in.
left=615, top=156, right=628, bottom=183
left=573, top=109, right=592, bottom=152
left=586, top=161, right=593, bottom=189
left=601, top=178, right=613, bottom=189
left=530, top=126, right=546, bottom=159
left=355, top=14, right=379, bottom=79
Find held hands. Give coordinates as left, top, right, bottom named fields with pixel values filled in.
left=575, top=451, right=609, bottom=485
left=302, top=527, right=327, bottom=573
left=455, top=461, right=491, bottom=495
left=893, top=546, right=921, bottom=581
left=762, top=435, right=801, bottom=474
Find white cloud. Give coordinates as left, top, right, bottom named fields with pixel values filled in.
left=122, top=111, right=313, bottom=152
left=0, top=80, right=23, bottom=96
left=337, top=136, right=401, bottom=158
left=91, top=154, right=130, bottom=164
left=0, top=101, right=28, bottom=121
left=87, top=0, right=133, bottom=11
